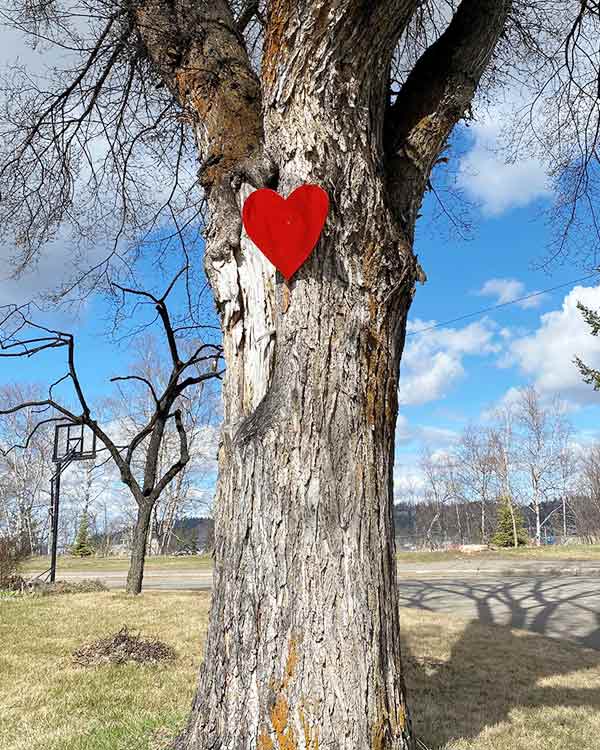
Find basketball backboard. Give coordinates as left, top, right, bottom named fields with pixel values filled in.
left=52, top=423, right=97, bottom=463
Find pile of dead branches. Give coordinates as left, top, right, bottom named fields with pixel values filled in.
left=72, top=626, right=176, bottom=667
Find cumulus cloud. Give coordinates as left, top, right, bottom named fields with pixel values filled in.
left=399, top=318, right=500, bottom=406
left=507, top=284, right=600, bottom=403
left=478, top=277, right=546, bottom=309
left=457, top=102, right=551, bottom=216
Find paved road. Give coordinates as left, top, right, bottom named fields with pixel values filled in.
left=35, top=569, right=214, bottom=591
left=34, top=566, right=600, bottom=651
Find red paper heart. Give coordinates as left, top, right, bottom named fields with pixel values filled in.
left=242, top=185, right=329, bottom=281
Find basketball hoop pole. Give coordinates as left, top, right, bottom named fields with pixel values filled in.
left=49, top=466, right=62, bottom=583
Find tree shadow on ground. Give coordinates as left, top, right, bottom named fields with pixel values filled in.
left=399, top=577, right=600, bottom=649
left=399, top=580, right=600, bottom=748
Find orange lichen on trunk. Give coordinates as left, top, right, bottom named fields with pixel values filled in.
left=299, top=704, right=320, bottom=750
left=262, top=0, right=294, bottom=92
left=259, top=636, right=303, bottom=749
left=259, top=729, right=276, bottom=750
left=271, top=694, right=297, bottom=750
left=282, top=635, right=299, bottom=689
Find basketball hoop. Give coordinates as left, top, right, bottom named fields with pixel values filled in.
left=48, top=422, right=98, bottom=583
left=52, top=422, right=97, bottom=463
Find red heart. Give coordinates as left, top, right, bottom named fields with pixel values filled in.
left=242, top=185, right=329, bottom=281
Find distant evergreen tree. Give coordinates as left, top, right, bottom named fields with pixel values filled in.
left=71, top=510, right=94, bottom=557
left=575, top=302, right=600, bottom=390
left=491, top=497, right=528, bottom=548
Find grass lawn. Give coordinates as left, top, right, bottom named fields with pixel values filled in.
left=396, top=543, right=600, bottom=564
left=21, top=554, right=214, bottom=574
left=21, top=544, right=600, bottom=577
left=2, top=592, right=600, bottom=749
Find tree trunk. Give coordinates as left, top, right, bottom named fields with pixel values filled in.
left=126, top=502, right=153, bottom=595
left=481, top=501, right=486, bottom=544
left=180, top=109, right=417, bottom=749
left=508, top=501, right=519, bottom=549
left=180, top=285, right=415, bottom=748
left=130, top=0, right=511, bottom=743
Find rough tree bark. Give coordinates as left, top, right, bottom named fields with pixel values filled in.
left=126, top=501, right=153, bottom=594
left=136, top=1, right=511, bottom=747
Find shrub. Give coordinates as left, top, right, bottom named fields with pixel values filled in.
left=0, top=536, right=27, bottom=589
left=491, top=497, right=528, bottom=547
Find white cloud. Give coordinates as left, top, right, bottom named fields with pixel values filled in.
left=396, top=414, right=413, bottom=445
left=0, top=240, right=78, bottom=307
left=399, top=318, right=500, bottom=406
left=394, top=462, right=426, bottom=496
left=478, top=277, right=546, bottom=309
left=396, top=414, right=459, bottom=447
left=508, top=284, right=600, bottom=403
left=457, top=102, right=551, bottom=216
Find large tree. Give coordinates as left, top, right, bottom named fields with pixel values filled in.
left=1, top=1, right=599, bottom=748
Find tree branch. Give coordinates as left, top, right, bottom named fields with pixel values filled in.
left=0, top=273, right=221, bottom=514
left=152, top=409, right=190, bottom=500
left=177, top=370, right=225, bottom=395
left=135, top=0, right=268, bottom=193
left=110, top=375, right=159, bottom=404
left=112, top=270, right=186, bottom=367
left=0, top=399, right=79, bottom=424
left=385, top=0, right=512, bottom=234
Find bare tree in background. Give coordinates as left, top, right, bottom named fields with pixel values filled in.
left=575, top=444, right=600, bottom=542
left=489, top=405, right=522, bottom=549
left=419, top=448, right=459, bottom=547
left=0, top=271, right=222, bottom=593
left=0, top=384, right=53, bottom=554
left=455, top=425, right=496, bottom=543
left=1, top=0, right=600, bottom=746
left=514, top=386, right=572, bottom=546
left=107, top=334, right=219, bottom=555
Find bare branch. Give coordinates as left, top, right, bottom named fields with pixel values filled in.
left=385, top=0, right=512, bottom=233
left=135, top=0, right=266, bottom=193
left=110, top=375, right=159, bottom=405
left=152, top=409, right=190, bottom=500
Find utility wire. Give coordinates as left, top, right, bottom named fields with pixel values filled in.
left=407, top=272, right=600, bottom=337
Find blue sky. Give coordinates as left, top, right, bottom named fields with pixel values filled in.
left=394, top=121, right=600, bottom=490
left=3, top=24, right=600, bottom=502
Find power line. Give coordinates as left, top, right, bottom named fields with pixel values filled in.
left=407, top=272, right=600, bottom=337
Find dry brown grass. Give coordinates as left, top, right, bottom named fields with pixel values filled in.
left=72, top=626, right=176, bottom=667
left=396, top=544, right=600, bottom=564
left=404, top=609, right=600, bottom=749
left=1, top=592, right=599, bottom=749
left=0, top=591, right=208, bottom=750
